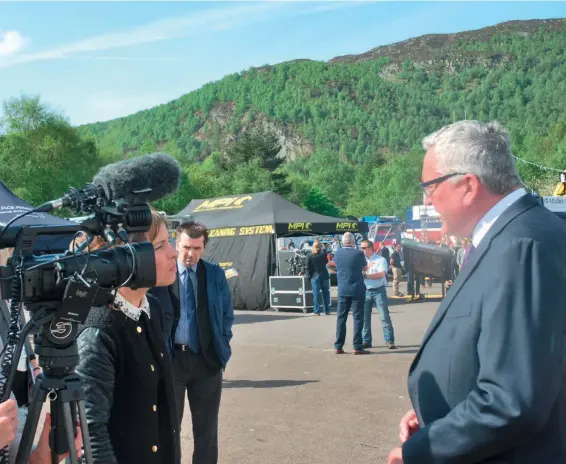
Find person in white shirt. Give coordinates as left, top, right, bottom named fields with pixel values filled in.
left=360, top=240, right=396, bottom=349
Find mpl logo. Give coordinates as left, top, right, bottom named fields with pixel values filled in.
left=287, top=222, right=312, bottom=231
left=193, top=195, right=253, bottom=212
left=336, top=222, right=358, bottom=231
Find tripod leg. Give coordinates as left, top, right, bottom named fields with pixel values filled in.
left=15, top=381, right=48, bottom=464
left=61, top=402, right=79, bottom=464
left=50, top=397, right=69, bottom=458
left=76, top=400, right=92, bottom=464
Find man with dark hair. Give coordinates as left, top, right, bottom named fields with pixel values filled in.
left=390, top=242, right=404, bottom=297
left=360, top=240, right=396, bottom=350
left=161, top=221, right=234, bottom=464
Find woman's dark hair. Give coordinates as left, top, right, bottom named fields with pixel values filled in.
left=176, top=221, right=209, bottom=246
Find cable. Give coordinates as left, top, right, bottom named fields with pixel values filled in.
left=118, top=242, right=137, bottom=288
left=0, top=205, right=45, bottom=246
left=0, top=262, right=25, bottom=464
left=512, top=155, right=563, bottom=173
left=24, top=243, right=112, bottom=273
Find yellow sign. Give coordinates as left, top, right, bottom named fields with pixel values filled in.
left=224, top=268, right=239, bottom=279
left=209, top=224, right=274, bottom=238
left=193, top=195, right=253, bottom=212
left=209, top=228, right=237, bottom=238
left=287, top=222, right=312, bottom=231
left=335, top=222, right=358, bottom=231
left=239, top=225, right=273, bottom=235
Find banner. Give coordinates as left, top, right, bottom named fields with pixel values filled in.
left=209, top=224, right=274, bottom=238
left=276, top=220, right=366, bottom=235
left=203, top=234, right=275, bottom=310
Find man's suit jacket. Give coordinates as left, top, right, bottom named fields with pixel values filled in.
left=150, top=259, right=234, bottom=368
left=403, top=194, right=566, bottom=463
left=334, top=246, right=367, bottom=298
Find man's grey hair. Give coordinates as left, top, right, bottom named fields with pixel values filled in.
left=422, top=120, right=522, bottom=195
left=342, top=232, right=355, bottom=245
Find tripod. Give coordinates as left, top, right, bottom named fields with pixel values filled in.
left=17, top=372, right=92, bottom=464
left=12, top=311, right=93, bottom=464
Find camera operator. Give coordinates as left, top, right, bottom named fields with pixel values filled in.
left=74, top=208, right=181, bottom=464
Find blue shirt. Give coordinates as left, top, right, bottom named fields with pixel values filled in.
left=334, top=246, right=367, bottom=298
left=174, top=261, right=200, bottom=351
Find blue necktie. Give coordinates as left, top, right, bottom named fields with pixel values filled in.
left=185, top=268, right=200, bottom=353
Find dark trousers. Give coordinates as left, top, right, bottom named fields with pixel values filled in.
left=334, top=295, right=364, bottom=350
left=173, top=348, right=223, bottom=464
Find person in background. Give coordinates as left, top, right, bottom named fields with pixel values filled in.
left=306, top=239, right=331, bottom=315
left=380, top=242, right=390, bottom=262
left=171, top=221, right=234, bottom=464
left=76, top=208, right=181, bottom=464
left=456, top=237, right=471, bottom=272
left=360, top=240, right=396, bottom=349
left=552, top=170, right=566, bottom=196
left=331, top=237, right=340, bottom=253
left=390, top=242, right=404, bottom=297
left=333, top=232, right=368, bottom=355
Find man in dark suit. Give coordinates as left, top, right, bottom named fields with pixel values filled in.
left=388, top=120, right=566, bottom=463
left=163, top=221, right=234, bottom=464
left=333, top=232, right=368, bottom=355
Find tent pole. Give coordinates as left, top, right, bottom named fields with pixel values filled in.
left=274, top=234, right=280, bottom=276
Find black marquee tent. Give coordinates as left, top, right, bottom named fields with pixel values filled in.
left=0, top=181, right=77, bottom=252
left=177, top=191, right=368, bottom=310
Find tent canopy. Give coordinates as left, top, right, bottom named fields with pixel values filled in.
left=177, top=191, right=368, bottom=236
left=0, top=181, right=77, bottom=252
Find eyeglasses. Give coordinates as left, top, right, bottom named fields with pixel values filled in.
left=360, top=247, right=369, bottom=250
left=419, top=172, right=465, bottom=196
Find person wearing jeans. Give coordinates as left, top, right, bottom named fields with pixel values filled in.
left=306, top=240, right=331, bottom=315
left=361, top=239, right=397, bottom=349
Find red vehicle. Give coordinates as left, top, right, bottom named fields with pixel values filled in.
left=363, top=216, right=403, bottom=249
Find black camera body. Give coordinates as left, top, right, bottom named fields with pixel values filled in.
left=0, top=202, right=157, bottom=383
left=0, top=225, right=156, bottom=308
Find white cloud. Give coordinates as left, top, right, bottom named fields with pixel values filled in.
left=0, top=30, right=28, bottom=56
left=0, top=2, right=355, bottom=69
left=65, top=55, right=183, bottom=62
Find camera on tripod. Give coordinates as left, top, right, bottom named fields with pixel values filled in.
left=0, top=204, right=156, bottom=464
left=0, top=152, right=181, bottom=464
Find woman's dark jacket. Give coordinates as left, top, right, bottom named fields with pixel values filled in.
left=306, top=250, right=330, bottom=280
left=76, top=295, right=181, bottom=464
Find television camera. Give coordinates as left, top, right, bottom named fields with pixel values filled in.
left=0, top=152, right=181, bottom=464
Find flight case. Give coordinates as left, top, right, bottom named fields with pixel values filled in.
left=269, top=276, right=321, bottom=313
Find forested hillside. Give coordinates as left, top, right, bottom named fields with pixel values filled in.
left=2, top=19, right=566, bottom=217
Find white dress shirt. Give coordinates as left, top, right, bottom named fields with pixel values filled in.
left=472, top=188, right=527, bottom=248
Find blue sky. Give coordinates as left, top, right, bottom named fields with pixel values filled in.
left=0, top=1, right=564, bottom=126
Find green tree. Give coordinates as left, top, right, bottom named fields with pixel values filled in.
left=302, top=188, right=341, bottom=217
left=0, top=95, right=100, bottom=207
left=223, top=127, right=290, bottom=195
